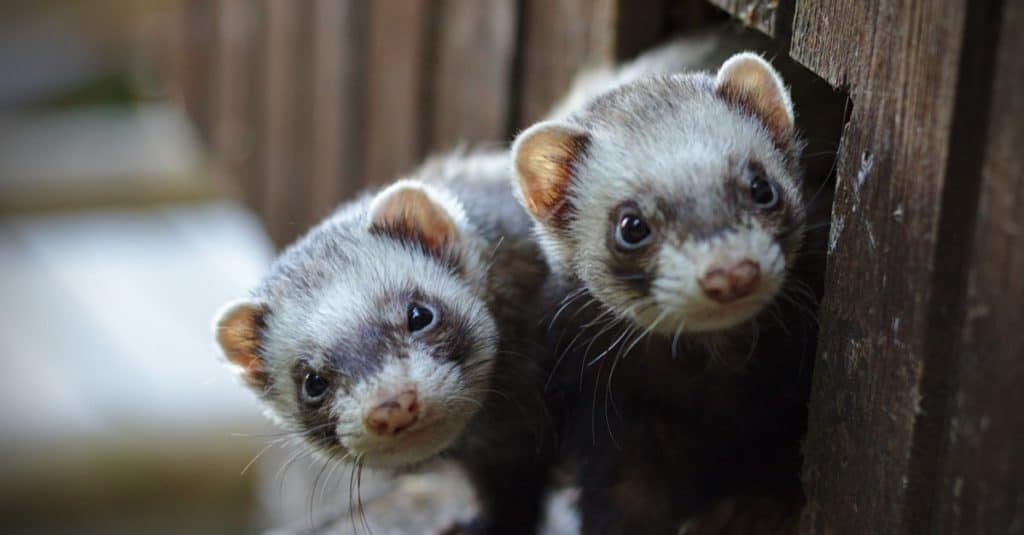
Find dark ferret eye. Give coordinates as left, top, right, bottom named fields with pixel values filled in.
left=749, top=174, right=780, bottom=209
left=303, top=372, right=330, bottom=402
left=407, top=304, right=435, bottom=332
left=615, top=213, right=652, bottom=250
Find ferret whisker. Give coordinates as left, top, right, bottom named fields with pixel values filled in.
left=308, top=452, right=334, bottom=528
left=545, top=286, right=589, bottom=329
left=550, top=295, right=604, bottom=360
left=357, top=456, right=371, bottom=535
left=240, top=440, right=279, bottom=477
left=231, top=427, right=315, bottom=439
left=744, top=318, right=761, bottom=366
left=584, top=317, right=633, bottom=368
left=307, top=448, right=331, bottom=524
left=448, top=395, right=485, bottom=410
left=671, top=322, right=686, bottom=360
left=348, top=455, right=359, bottom=535
left=276, top=447, right=314, bottom=501
left=545, top=305, right=615, bottom=389
left=590, top=352, right=610, bottom=446
left=579, top=294, right=653, bottom=369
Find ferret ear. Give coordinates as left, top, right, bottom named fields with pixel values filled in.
left=715, top=52, right=795, bottom=145
left=367, top=180, right=460, bottom=255
left=214, top=299, right=270, bottom=390
left=512, top=121, right=590, bottom=226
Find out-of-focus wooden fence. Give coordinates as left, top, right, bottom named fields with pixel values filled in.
left=171, top=0, right=714, bottom=246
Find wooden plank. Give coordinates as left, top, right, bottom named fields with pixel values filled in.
left=428, top=0, right=518, bottom=151
left=262, top=1, right=315, bottom=246
left=170, top=0, right=218, bottom=144
left=213, top=0, right=263, bottom=213
left=788, top=1, right=1001, bottom=533
left=925, top=1, right=1023, bottom=532
left=363, top=0, right=431, bottom=187
left=309, top=0, right=364, bottom=220
left=515, top=0, right=615, bottom=129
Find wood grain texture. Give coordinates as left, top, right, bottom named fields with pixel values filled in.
left=429, top=0, right=518, bottom=151
left=171, top=0, right=217, bottom=144
left=515, top=0, right=615, bottom=128
left=262, top=0, right=315, bottom=246
left=309, top=0, right=364, bottom=221
left=789, top=1, right=1005, bottom=533
left=363, top=0, right=431, bottom=188
left=923, top=1, right=1022, bottom=532
left=214, top=0, right=264, bottom=214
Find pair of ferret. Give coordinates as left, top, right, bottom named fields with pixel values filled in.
left=215, top=31, right=818, bottom=534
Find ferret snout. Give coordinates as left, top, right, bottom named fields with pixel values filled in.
left=698, top=260, right=761, bottom=303
left=364, top=390, right=420, bottom=436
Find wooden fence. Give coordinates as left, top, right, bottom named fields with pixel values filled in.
left=172, top=1, right=1021, bottom=533
left=171, top=0, right=716, bottom=246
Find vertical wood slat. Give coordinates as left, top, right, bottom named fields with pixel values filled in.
left=171, top=0, right=218, bottom=145
left=262, top=1, right=316, bottom=246
left=309, top=0, right=363, bottom=221
left=927, top=1, right=1022, bottom=532
left=213, top=0, right=263, bottom=213
left=429, top=0, right=518, bottom=151
left=363, top=0, right=432, bottom=188
left=788, top=1, right=981, bottom=533
left=515, top=0, right=616, bottom=129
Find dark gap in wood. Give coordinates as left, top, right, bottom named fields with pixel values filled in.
left=772, top=0, right=795, bottom=54
left=344, top=0, right=369, bottom=204
left=292, top=3, right=317, bottom=235
left=261, top=0, right=298, bottom=248
left=904, top=0, right=1006, bottom=532
left=611, top=0, right=669, bottom=60
left=245, top=0, right=267, bottom=220
left=665, top=0, right=728, bottom=34
left=505, top=0, right=530, bottom=140
left=417, top=0, right=442, bottom=160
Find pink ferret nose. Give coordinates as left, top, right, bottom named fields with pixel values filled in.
left=698, top=260, right=761, bottom=304
left=364, top=390, right=420, bottom=436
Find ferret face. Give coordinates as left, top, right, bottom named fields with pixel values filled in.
left=514, top=53, right=804, bottom=335
left=215, top=181, right=498, bottom=469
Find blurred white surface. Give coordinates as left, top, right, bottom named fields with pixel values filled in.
left=0, top=201, right=274, bottom=443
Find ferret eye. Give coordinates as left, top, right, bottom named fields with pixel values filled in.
left=616, top=213, right=652, bottom=250
left=407, top=304, right=435, bottom=332
left=303, top=373, right=330, bottom=402
left=749, top=175, right=779, bottom=209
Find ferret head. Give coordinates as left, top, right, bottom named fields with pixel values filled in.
left=513, top=53, right=804, bottom=335
left=213, top=180, right=498, bottom=469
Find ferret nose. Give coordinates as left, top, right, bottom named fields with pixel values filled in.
left=364, top=390, right=420, bottom=436
left=698, top=260, right=761, bottom=304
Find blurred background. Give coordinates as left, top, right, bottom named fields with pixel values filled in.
left=0, top=0, right=714, bottom=532
left=0, top=0, right=275, bottom=532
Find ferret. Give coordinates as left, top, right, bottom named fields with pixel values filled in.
left=512, top=43, right=824, bottom=532
left=211, top=33, right=743, bottom=534
left=213, top=152, right=555, bottom=533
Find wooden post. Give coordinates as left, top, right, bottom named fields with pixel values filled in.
left=362, top=0, right=432, bottom=188
left=428, top=0, right=519, bottom=151
left=309, top=0, right=364, bottom=221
